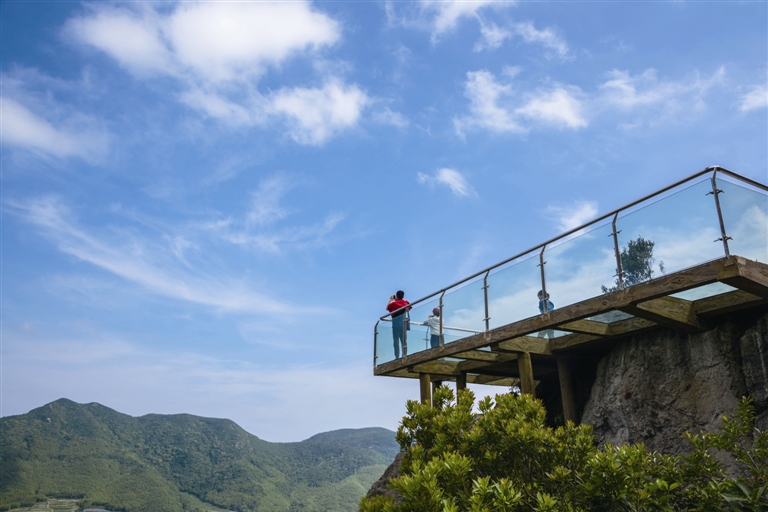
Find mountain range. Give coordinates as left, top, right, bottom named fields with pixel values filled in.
left=0, top=399, right=398, bottom=511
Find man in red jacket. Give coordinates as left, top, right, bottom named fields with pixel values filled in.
left=387, top=290, right=410, bottom=358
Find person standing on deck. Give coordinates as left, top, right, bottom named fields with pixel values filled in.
left=537, top=290, right=555, bottom=340
left=387, top=290, right=410, bottom=358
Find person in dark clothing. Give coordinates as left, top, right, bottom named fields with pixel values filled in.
left=387, top=290, right=410, bottom=358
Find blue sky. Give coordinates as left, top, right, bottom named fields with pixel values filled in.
left=1, top=0, right=766, bottom=442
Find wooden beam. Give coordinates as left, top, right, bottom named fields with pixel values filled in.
left=606, top=316, right=657, bottom=336
left=694, top=289, right=764, bottom=315
left=517, top=352, right=536, bottom=397
left=721, top=258, right=768, bottom=298
left=621, top=296, right=707, bottom=333
left=419, top=374, right=431, bottom=405
left=491, top=336, right=551, bottom=354
left=431, top=380, right=443, bottom=406
left=557, top=358, right=577, bottom=424
left=549, top=333, right=601, bottom=351
left=557, top=319, right=611, bottom=336
left=411, top=360, right=461, bottom=375
left=456, top=373, right=467, bottom=392
left=468, top=375, right=517, bottom=386
left=452, top=350, right=502, bottom=362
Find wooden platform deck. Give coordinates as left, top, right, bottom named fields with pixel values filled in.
left=374, top=256, right=768, bottom=412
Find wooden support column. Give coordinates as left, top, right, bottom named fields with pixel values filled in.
left=557, top=358, right=577, bottom=424
left=456, top=373, right=467, bottom=393
left=431, top=380, right=443, bottom=407
left=517, top=352, right=536, bottom=397
left=419, top=373, right=431, bottom=405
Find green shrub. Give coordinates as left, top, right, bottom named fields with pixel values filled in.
left=360, top=388, right=768, bottom=512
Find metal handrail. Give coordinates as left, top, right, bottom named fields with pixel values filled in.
left=379, top=165, right=767, bottom=321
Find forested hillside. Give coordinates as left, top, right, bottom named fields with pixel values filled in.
left=0, top=399, right=398, bottom=512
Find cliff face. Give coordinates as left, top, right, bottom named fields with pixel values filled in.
left=581, top=310, right=768, bottom=454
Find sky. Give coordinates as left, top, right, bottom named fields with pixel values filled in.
left=1, top=0, right=767, bottom=442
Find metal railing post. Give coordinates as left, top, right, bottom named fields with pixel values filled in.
left=373, top=321, right=379, bottom=367
left=538, top=245, right=549, bottom=314
left=611, top=212, right=625, bottom=290
left=439, top=290, right=445, bottom=346
left=402, top=314, right=408, bottom=357
left=483, top=270, right=491, bottom=338
left=708, top=169, right=732, bottom=258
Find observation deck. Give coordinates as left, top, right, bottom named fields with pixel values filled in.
left=374, top=167, right=768, bottom=422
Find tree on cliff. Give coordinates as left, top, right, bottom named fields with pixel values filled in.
left=602, top=236, right=659, bottom=293
left=360, top=388, right=767, bottom=512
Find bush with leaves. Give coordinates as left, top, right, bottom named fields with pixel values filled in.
left=360, top=388, right=768, bottom=512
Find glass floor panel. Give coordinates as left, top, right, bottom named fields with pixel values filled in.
left=670, top=282, right=738, bottom=301
left=587, top=310, right=635, bottom=323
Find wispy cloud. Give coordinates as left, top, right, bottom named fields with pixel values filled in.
left=475, top=20, right=569, bottom=57
left=546, top=200, right=599, bottom=232
left=64, top=2, right=368, bottom=145
left=0, top=96, right=109, bottom=163
left=5, top=196, right=320, bottom=315
left=739, top=85, right=768, bottom=112
left=454, top=70, right=586, bottom=135
left=200, top=175, right=345, bottom=253
left=417, top=168, right=477, bottom=197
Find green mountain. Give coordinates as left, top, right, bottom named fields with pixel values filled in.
left=0, top=399, right=398, bottom=512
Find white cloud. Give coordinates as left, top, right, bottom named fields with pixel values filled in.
left=0, top=96, right=109, bottom=162
left=372, top=107, right=410, bottom=129
left=739, top=85, right=768, bottom=112
left=454, top=70, right=586, bottom=135
left=511, top=21, right=569, bottom=57
left=66, top=6, right=173, bottom=77
left=64, top=2, right=367, bottom=145
left=422, top=0, right=500, bottom=36
left=66, top=2, right=339, bottom=84
left=270, top=81, right=369, bottom=145
left=515, top=87, right=587, bottom=129
left=417, top=168, right=477, bottom=197
left=599, top=67, right=725, bottom=112
left=546, top=200, right=599, bottom=232
left=455, top=70, right=523, bottom=134
left=6, top=196, right=317, bottom=315
left=474, top=22, right=512, bottom=51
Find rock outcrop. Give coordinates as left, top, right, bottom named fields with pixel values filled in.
left=581, top=310, right=768, bottom=455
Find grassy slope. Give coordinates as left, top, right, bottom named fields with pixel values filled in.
left=0, top=399, right=397, bottom=512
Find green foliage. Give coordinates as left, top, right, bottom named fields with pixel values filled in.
left=360, top=388, right=768, bottom=512
left=1, top=399, right=397, bottom=512
left=602, top=236, right=658, bottom=293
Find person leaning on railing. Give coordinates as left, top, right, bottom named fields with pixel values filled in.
left=424, top=308, right=442, bottom=349
left=387, top=290, right=411, bottom=358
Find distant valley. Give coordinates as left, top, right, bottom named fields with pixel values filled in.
left=0, top=399, right=399, bottom=512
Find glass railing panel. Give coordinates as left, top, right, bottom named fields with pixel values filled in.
left=615, top=179, right=723, bottom=289
left=406, top=298, right=441, bottom=355
left=543, top=222, right=616, bottom=309
left=375, top=320, right=396, bottom=365
left=442, top=278, right=485, bottom=343
left=487, top=253, right=542, bottom=329
left=718, top=180, right=768, bottom=264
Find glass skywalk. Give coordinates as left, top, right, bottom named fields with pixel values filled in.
left=374, top=167, right=768, bottom=368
